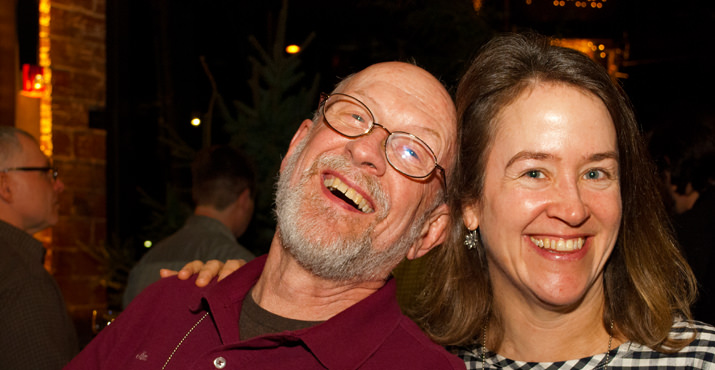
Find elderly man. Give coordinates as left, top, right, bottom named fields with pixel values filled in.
left=65, top=62, right=463, bottom=369
left=0, top=127, right=78, bottom=369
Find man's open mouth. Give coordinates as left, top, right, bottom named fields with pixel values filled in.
left=323, top=176, right=374, bottom=213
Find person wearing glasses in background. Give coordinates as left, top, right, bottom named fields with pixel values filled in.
left=64, top=61, right=465, bottom=369
left=0, top=127, right=77, bottom=369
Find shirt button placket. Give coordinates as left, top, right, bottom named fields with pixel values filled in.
left=213, top=356, right=227, bottom=369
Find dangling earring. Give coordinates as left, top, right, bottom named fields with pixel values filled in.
left=464, top=228, right=478, bottom=250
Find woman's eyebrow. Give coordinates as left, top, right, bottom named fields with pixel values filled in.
left=505, top=150, right=618, bottom=169
left=505, top=151, right=553, bottom=168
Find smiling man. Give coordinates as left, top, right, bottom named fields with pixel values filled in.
left=0, top=127, right=78, bottom=369
left=65, top=62, right=464, bottom=369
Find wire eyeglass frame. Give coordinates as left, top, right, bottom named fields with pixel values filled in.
left=319, top=92, right=447, bottom=189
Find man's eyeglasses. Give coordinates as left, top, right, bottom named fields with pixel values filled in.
left=320, top=93, right=447, bottom=189
left=1, top=166, right=59, bottom=181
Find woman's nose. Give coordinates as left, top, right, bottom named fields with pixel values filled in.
left=546, top=179, right=590, bottom=226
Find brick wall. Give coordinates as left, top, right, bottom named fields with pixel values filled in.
left=0, top=0, right=16, bottom=122
left=45, top=0, right=107, bottom=346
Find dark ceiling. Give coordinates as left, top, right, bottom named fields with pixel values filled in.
left=106, top=0, right=715, bottom=250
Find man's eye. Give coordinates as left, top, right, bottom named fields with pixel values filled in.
left=525, top=170, right=542, bottom=178
left=396, top=145, right=421, bottom=161
left=350, top=113, right=366, bottom=123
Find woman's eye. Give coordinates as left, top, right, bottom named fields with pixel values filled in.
left=585, top=169, right=604, bottom=180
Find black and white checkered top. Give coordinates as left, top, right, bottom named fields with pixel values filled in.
left=457, top=320, right=715, bottom=369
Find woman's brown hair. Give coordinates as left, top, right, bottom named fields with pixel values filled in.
left=412, top=32, right=697, bottom=352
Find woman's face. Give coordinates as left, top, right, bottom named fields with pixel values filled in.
left=463, top=82, right=622, bottom=310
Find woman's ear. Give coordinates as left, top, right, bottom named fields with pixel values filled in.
left=462, top=202, right=480, bottom=231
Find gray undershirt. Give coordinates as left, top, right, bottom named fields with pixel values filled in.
left=239, top=290, right=323, bottom=340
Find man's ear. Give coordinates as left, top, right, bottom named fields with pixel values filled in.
left=236, top=188, right=253, bottom=212
left=0, top=172, right=13, bottom=203
left=280, top=119, right=314, bottom=172
left=405, top=203, right=451, bottom=260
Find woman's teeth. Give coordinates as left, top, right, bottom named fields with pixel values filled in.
left=530, top=236, right=585, bottom=252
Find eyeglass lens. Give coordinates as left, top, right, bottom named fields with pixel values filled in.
left=323, top=94, right=438, bottom=179
left=2, top=167, right=58, bottom=181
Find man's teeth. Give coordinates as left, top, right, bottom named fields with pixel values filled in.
left=324, top=177, right=374, bottom=213
left=530, top=236, right=584, bottom=252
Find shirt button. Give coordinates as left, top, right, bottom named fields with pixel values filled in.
left=213, top=356, right=227, bottom=369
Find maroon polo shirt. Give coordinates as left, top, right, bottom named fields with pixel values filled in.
left=64, top=255, right=465, bottom=370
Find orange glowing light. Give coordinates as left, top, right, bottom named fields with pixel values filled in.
left=285, top=45, right=300, bottom=54
left=21, top=64, right=46, bottom=98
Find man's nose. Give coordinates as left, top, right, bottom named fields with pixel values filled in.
left=344, top=127, right=389, bottom=177
left=54, top=178, right=65, bottom=194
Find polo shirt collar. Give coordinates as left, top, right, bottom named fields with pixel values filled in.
left=196, top=254, right=405, bottom=370
left=301, top=277, right=402, bottom=370
left=193, top=254, right=265, bottom=343
left=185, top=214, right=235, bottom=241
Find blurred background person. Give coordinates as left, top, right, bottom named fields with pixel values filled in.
left=416, top=32, right=714, bottom=369
left=0, top=127, right=77, bottom=369
left=123, top=144, right=256, bottom=307
left=649, top=114, right=715, bottom=325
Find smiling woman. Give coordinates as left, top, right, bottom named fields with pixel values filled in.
left=413, top=32, right=715, bottom=369
left=464, top=82, right=622, bottom=314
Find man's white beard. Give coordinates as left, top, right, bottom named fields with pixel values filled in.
left=274, top=136, right=430, bottom=282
